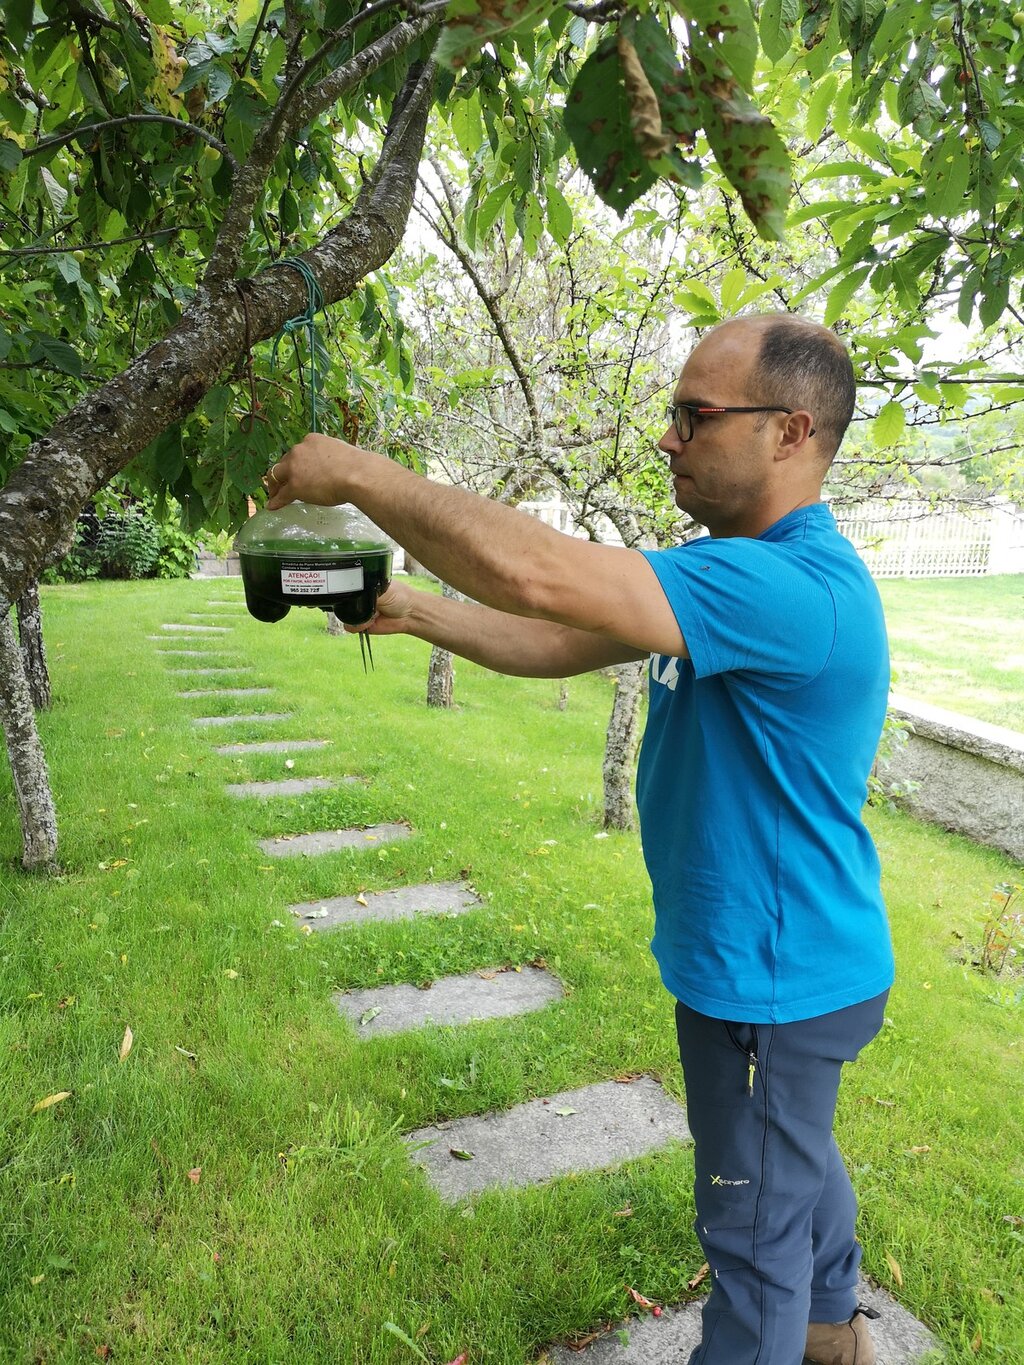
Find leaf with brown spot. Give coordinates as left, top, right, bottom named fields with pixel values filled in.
left=885, top=1251, right=903, bottom=1287
left=436, top=0, right=560, bottom=71
left=118, top=1025, right=134, bottom=1063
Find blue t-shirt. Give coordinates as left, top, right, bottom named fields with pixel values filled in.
left=636, top=503, right=895, bottom=1024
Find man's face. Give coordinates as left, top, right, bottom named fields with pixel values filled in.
left=658, top=325, right=778, bottom=532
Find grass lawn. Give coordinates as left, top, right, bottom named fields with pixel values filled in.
left=0, top=577, right=1022, bottom=1364
left=877, top=574, right=1024, bottom=731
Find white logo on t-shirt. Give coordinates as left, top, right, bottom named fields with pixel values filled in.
left=651, top=654, right=680, bottom=692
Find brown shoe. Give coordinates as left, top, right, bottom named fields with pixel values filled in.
left=804, top=1307, right=878, bottom=1365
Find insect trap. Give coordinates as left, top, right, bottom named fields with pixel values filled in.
left=235, top=501, right=392, bottom=669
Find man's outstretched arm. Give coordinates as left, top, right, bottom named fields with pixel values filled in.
left=266, top=435, right=689, bottom=661
left=358, top=578, right=648, bottom=679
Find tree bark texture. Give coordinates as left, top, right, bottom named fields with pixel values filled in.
left=0, top=614, right=59, bottom=872
left=557, top=679, right=569, bottom=711
left=602, top=658, right=647, bottom=831
left=0, top=62, right=435, bottom=622
left=16, top=580, right=51, bottom=711
left=325, top=610, right=343, bottom=636
left=426, top=581, right=461, bottom=708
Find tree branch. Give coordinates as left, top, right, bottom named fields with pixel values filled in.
left=26, top=115, right=237, bottom=172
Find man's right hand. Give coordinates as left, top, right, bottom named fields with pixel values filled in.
left=346, top=579, right=418, bottom=636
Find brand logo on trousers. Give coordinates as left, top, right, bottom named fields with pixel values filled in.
left=710, top=1174, right=751, bottom=1186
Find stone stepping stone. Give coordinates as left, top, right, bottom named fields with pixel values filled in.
left=156, top=649, right=217, bottom=657
left=335, top=965, right=564, bottom=1038
left=214, top=739, right=330, bottom=755
left=149, top=636, right=221, bottom=643
left=289, top=880, right=481, bottom=930
left=407, top=1076, right=691, bottom=1203
left=542, top=1276, right=939, bottom=1364
left=193, top=713, right=292, bottom=727
left=169, top=667, right=254, bottom=676
left=225, top=777, right=337, bottom=799
left=160, top=623, right=231, bottom=633
left=206, top=600, right=243, bottom=606
left=258, top=822, right=411, bottom=858
left=177, top=687, right=273, bottom=698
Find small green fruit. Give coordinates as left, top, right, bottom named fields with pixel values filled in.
left=201, top=143, right=221, bottom=163
left=502, top=113, right=516, bottom=132
left=1014, top=10, right=1024, bottom=27
left=935, top=14, right=953, bottom=35
left=72, top=250, right=86, bottom=263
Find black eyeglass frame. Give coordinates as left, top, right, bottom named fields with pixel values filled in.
left=666, top=403, right=815, bottom=442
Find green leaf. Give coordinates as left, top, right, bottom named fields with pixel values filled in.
left=0, top=138, right=23, bottom=173
left=138, top=0, right=176, bottom=22
left=29, top=335, right=82, bottom=378
left=476, top=180, right=515, bottom=240
left=823, top=264, right=871, bottom=326
left=922, top=134, right=970, bottom=220
left=957, top=267, right=981, bottom=328
left=978, top=256, right=1011, bottom=330
left=719, top=267, right=748, bottom=314
left=545, top=182, right=573, bottom=243
left=151, top=425, right=185, bottom=484
left=758, top=0, right=799, bottom=64
left=805, top=74, right=839, bottom=144
left=872, top=400, right=906, bottom=447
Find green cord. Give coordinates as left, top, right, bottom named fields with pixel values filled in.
left=265, top=258, right=324, bottom=433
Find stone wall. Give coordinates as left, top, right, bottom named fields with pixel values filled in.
left=882, top=694, right=1024, bottom=863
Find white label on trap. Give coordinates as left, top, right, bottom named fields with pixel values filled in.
left=281, top=565, right=364, bottom=595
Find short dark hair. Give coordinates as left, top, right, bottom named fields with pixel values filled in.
left=746, top=316, right=855, bottom=464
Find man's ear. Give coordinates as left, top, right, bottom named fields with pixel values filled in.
left=774, top=410, right=816, bottom=461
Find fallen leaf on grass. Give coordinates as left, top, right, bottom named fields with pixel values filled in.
left=553, top=1107, right=577, bottom=1117
left=118, top=1026, right=134, bottom=1063
left=32, top=1092, right=72, bottom=1113
left=30, top=1274, right=45, bottom=1285
left=174, top=1046, right=197, bottom=1061
left=223, top=969, right=238, bottom=979
left=885, top=1251, right=903, bottom=1287
left=687, top=1262, right=710, bottom=1290
left=95, top=1346, right=111, bottom=1359
left=187, top=1167, right=202, bottom=1184
left=625, top=1286, right=658, bottom=1309
left=908, top=1145, right=931, bottom=1154
left=449, top=1148, right=474, bottom=1161
left=355, top=893, right=368, bottom=906
left=359, top=1007, right=382, bottom=1026
left=1002, top=1214, right=1024, bottom=1227
left=971, top=1329, right=983, bottom=1353
left=612, top=1204, right=634, bottom=1219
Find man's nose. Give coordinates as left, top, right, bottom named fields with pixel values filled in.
left=658, top=425, right=681, bottom=456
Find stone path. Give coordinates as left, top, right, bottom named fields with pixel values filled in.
left=258, top=821, right=411, bottom=857
left=542, top=1277, right=940, bottom=1364
left=193, top=712, right=292, bottom=727
left=152, top=610, right=940, bottom=1364
left=215, top=739, right=329, bottom=755
left=334, top=964, right=564, bottom=1038
left=289, top=880, right=480, bottom=929
left=225, top=777, right=339, bottom=799
left=169, top=667, right=253, bottom=675
left=177, top=687, right=274, bottom=698
left=407, top=1077, right=691, bottom=1203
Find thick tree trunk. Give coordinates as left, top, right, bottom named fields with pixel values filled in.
left=0, top=615, right=59, bottom=872
left=16, top=580, right=51, bottom=710
left=426, top=581, right=460, bottom=708
left=602, top=659, right=647, bottom=831
left=0, top=59, right=433, bottom=874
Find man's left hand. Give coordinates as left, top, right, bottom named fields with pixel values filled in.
left=264, top=433, right=382, bottom=509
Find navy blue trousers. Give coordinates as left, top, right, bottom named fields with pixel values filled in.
left=675, top=991, right=889, bottom=1365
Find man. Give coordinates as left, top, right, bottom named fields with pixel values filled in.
left=266, top=313, right=895, bottom=1365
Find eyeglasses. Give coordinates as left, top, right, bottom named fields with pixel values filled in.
left=665, top=403, right=814, bottom=442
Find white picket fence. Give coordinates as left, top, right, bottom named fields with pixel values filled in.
left=518, top=495, right=1024, bottom=579
left=833, top=500, right=1024, bottom=578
